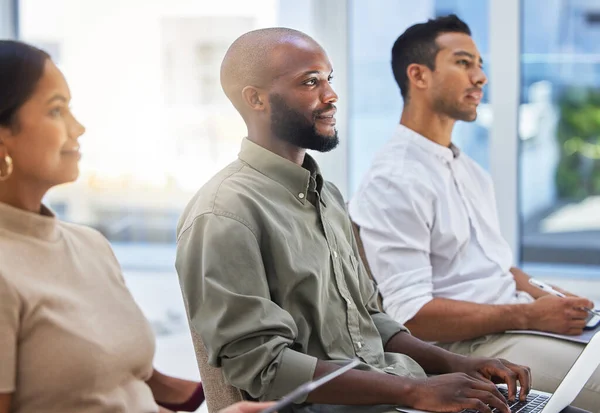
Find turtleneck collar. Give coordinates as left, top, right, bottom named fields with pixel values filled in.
left=0, top=201, right=61, bottom=242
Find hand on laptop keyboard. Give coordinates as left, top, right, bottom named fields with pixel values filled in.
left=461, top=388, right=549, bottom=413
left=406, top=373, right=511, bottom=413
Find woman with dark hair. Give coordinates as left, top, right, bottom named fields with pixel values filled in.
left=0, top=40, right=205, bottom=413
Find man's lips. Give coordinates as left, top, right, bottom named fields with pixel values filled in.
left=315, top=109, right=337, bottom=124
left=466, top=90, right=483, bottom=103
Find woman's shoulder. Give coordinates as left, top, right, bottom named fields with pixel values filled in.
left=58, top=220, right=110, bottom=247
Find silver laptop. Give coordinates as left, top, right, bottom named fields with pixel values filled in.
left=397, top=330, right=600, bottom=413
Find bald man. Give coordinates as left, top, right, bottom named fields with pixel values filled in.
left=175, top=28, right=530, bottom=413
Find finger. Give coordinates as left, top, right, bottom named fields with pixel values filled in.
left=566, top=319, right=588, bottom=329
left=462, top=398, right=497, bottom=413
left=569, top=298, right=595, bottom=309
left=465, top=390, right=510, bottom=413
left=497, top=359, right=530, bottom=399
left=468, top=379, right=507, bottom=403
left=566, top=309, right=589, bottom=320
left=473, top=372, right=494, bottom=384
left=567, top=327, right=585, bottom=336
left=225, top=401, right=277, bottom=413
left=511, top=365, right=531, bottom=401
left=566, top=309, right=590, bottom=320
left=484, top=365, right=518, bottom=401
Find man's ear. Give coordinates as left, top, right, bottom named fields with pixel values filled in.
left=406, top=63, right=431, bottom=93
left=241, top=86, right=267, bottom=112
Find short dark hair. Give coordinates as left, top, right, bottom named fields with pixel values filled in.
left=0, top=40, right=50, bottom=129
left=391, top=14, right=471, bottom=100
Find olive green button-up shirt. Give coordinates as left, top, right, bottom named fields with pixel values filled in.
left=176, top=138, right=426, bottom=404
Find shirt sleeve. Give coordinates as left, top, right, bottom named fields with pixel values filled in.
left=175, top=213, right=317, bottom=402
left=349, top=172, right=436, bottom=325
left=0, top=275, right=19, bottom=393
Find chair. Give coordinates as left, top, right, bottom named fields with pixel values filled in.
left=188, top=325, right=244, bottom=412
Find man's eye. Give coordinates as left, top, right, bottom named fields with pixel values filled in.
left=458, top=59, right=470, bottom=66
left=305, top=79, right=317, bottom=86
left=328, top=76, right=334, bottom=84
left=49, top=108, right=62, bottom=117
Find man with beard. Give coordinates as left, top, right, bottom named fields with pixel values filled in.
left=349, top=15, right=600, bottom=411
left=176, top=28, right=531, bottom=413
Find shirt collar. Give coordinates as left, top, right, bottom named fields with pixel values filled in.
left=0, top=202, right=61, bottom=242
left=238, top=138, right=323, bottom=204
left=395, top=124, right=461, bottom=163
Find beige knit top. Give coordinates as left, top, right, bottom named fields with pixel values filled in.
left=0, top=201, right=158, bottom=413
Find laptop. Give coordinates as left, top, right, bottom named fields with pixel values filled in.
left=396, top=330, right=600, bottom=413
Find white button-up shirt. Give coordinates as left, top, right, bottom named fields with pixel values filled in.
left=349, top=124, right=533, bottom=325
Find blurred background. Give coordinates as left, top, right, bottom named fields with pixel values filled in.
left=1, top=0, right=599, bottom=409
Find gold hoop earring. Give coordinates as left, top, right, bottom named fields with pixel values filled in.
left=0, top=155, right=13, bottom=181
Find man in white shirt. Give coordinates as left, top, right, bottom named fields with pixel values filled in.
left=349, top=14, right=600, bottom=411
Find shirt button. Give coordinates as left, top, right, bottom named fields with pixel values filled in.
left=356, top=342, right=363, bottom=349
left=298, top=193, right=305, bottom=199
left=333, top=251, right=338, bottom=258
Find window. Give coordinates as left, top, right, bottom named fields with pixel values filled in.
left=348, top=0, right=490, bottom=195
left=162, top=16, right=250, bottom=106
left=520, top=0, right=600, bottom=272
left=18, top=0, right=314, bottom=387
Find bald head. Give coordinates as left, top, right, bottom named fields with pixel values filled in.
left=220, top=27, right=322, bottom=114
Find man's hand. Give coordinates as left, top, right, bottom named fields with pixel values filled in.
left=526, top=295, right=593, bottom=335
left=406, top=373, right=509, bottom=413
left=449, top=356, right=531, bottom=402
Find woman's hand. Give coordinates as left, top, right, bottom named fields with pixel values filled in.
left=219, top=401, right=276, bottom=413
left=147, top=369, right=204, bottom=412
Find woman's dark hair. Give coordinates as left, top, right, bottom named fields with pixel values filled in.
left=0, top=40, right=50, bottom=129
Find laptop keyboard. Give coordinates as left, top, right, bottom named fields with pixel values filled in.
left=460, top=387, right=549, bottom=413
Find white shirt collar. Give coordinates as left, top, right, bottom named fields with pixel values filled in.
left=394, top=124, right=461, bottom=163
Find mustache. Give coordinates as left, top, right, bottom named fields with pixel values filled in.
left=313, top=104, right=337, bottom=117
left=466, top=87, right=483, bottom=94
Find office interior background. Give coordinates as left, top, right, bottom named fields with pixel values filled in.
left=1, top=0, right=599, bottom=406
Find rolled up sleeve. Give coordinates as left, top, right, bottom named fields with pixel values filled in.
left=349, top=172, right=435, bottom=326
left=370, top=312, right=409, bottom=345
left=176, top=213, right=316, bottom=402
left=268, top=348, right=318, bottom=401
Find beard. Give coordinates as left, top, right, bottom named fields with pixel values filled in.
left=269, top=93, right=339, bottom=152
left=433, top=96, right=478, bottom=122
left=431, top=86, right=478, bottom=122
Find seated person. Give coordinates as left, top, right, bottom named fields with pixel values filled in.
left=175, top=27, right=530, bottom=413
left=348, top=15, right=600, bottom=412
left=0, top=40, right=203, bottom=413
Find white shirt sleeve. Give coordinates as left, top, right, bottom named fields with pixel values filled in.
left=349, top=171, right=436, bottom=325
